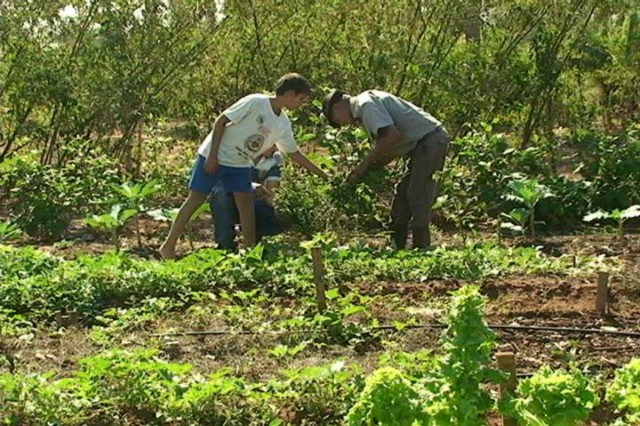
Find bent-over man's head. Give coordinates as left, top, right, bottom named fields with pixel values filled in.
left=322, top=90, right=354, bottom=128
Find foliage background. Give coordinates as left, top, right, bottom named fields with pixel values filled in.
left=1, top=0, right=639, bottom=237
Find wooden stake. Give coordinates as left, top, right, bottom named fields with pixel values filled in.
left=311, top=247, right=327, bottom=313
left=55, top=311, right=79, bottom=328
left=497, top=352, right=517, bottom=426
left=596, top=271, right=609, bottom=314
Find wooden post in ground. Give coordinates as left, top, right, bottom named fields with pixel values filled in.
left=311, top=247, right=327, bottom=313
left=596, top=271, right=609, bottom=314
left=497, top=351, right=518, bottom=426
left=55, top=311, right=79, bottom=328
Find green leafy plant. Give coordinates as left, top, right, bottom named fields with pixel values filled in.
left=0, top=221, right=23, bottom=243
left=420, top=285, right=501, bottom=426
left=377, top=350, right=436, bottom=380
left=576, top=131, right=640, bottom=212
left=269, top=341, right=309, bottom=360
left=90, top=297, right=180, bottom=346
left=0, top=372, right=86, bottom=425
left=273, top=360, right=364, bottom=425
left=347, top=286, right=501, bottom=426
left=76, top=348, right=193, bottom=420
left=583, top=205, right=640, bottom=241
left=511, top=366, right=599, bottom=426
left=113, top=180, right=162, bottom=247
left=607, top=358, right=640, bottom=424
left=276, top=127, right=392, bottom=236
left=0, top=155, right=73, bottom=239
left=503, top=177, right=554, bottom=239
left=610, top=414, right=640, bottom=426
left=346, top=367, right=427, bottom=426
left=85, top=205, right=138, bottom=251
left=114, top=180, right=162, bottom=204
left=0, top=153, right=121, bottom=239
left=277, top=287, right=376, bottom=347
left=0, top=308, right=33, bottom=339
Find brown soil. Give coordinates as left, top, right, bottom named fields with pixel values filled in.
left=5, top=271, right=639, bottom=374
left=2, top=231, right=638, bottom=425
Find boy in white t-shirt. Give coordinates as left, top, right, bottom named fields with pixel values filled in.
left=159, top=73, right=329, bottom=259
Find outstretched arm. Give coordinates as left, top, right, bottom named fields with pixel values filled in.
left=288, top=151, right=330, bottom=181
left=348, top=125, right=402, bottom=184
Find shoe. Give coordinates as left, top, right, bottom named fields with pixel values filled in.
left=412, top=227, right=431, bottom=249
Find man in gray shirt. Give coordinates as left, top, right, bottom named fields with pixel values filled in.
left=322, top=89, right=451, bottom=249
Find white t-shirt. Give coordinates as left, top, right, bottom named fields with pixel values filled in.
left=198, top=94, right=299, bottom=167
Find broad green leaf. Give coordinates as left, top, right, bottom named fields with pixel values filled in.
left=583, top=211, right=609, bottom=222
left=120, top=209, right=139, bottom=223
left=340, top=305, right=365, bottom=317
left=621, top=205, right=640, bottom=219
left=325, top=288, right=340, bottom=300
left=501, top=222, right=524, bottom=232
left=191, top=202, right=211, bottom=221
left=147, top=208, right=178, bottom=222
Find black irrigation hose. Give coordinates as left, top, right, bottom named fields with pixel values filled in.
left=151, top=323, right=640, bottom=339
left=487, top=324, right=640, bottom=339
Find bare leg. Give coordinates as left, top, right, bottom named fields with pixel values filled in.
left=159, top=190, right=208, bottom=259
left=234, top=191, right=256, bottom=248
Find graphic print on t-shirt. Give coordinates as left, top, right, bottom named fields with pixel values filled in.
left=244, top=134, right=265, bottom=154
left=198, top=94, right=299, bottom=167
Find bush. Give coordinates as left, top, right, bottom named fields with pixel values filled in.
left=0, top=152, right=121, bottom=239
left=574, top=129, right=640, bottom=210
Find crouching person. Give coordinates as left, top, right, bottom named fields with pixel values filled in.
left=210, top=146, right=284, bottom=250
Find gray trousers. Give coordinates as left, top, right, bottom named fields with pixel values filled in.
left=390, top=128, right=451, bottom=230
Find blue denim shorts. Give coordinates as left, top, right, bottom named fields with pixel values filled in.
left=189, top=155, right=253, bottom=194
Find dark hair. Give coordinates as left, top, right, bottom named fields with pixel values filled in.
left=275, top=73, right=312, bottom=96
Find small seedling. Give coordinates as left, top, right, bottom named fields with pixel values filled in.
left=268, top=341, right=309, bottom=359
left=503, top=177, right=554, bottom=239
left=583, top=205, right=640, bottom=242
left=114, top=180, right=162, bottom=202
left=85, top=205, right=138, bottom=251
left=114, top=180, right=162, bottom=248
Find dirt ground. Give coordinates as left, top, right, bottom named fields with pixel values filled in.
left=2, top=229, right=638, bottom=425
left=3, top=230, right=639, bottom=369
